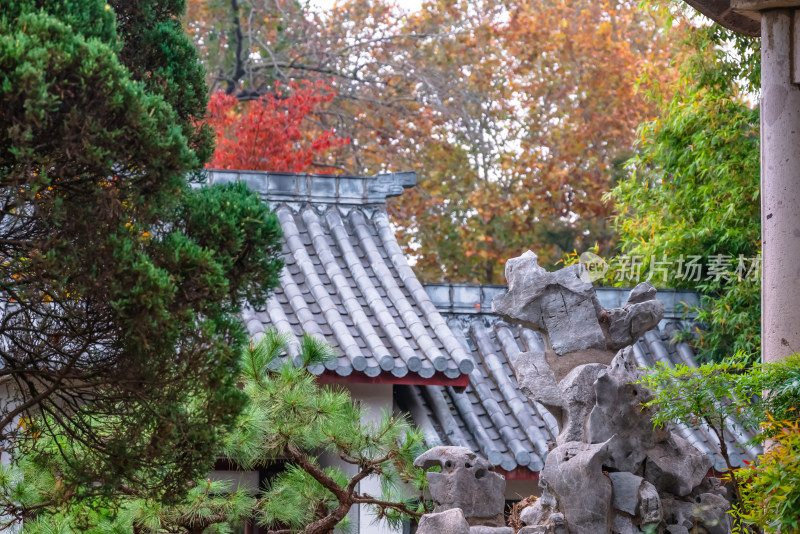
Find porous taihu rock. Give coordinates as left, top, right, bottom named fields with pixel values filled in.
left=605, top=299, right=665, bottom=350
left=414, top=447, right=506, bottom=526
left=416, top=508, right=470, bottom=534
left=492, top=252, right=664, bottom=361
left=513, top=348, right=563, bottom=422
left=491, top=252, right=731, bottom=532
left=556, top=363, right=604, bottom=443
left=644, top=434, right=712, bottom=497
left=539, top=440, right=613, bottom=534
left=492, top=251, right=607, bottom=355
left=586, top=348, right=666, bottom=471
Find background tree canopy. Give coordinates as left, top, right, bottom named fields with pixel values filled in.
left=608, top=12, right=761, bottom=362
left=186, top=0, right=694, bottom=282
left=0, top=0, right=283, bottom=502
left=187, top=0, right=760, bottom=359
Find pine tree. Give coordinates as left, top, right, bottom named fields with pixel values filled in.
left=0, top=0, right=283, bottom=502
left=4, top=331, right=429, bottom=534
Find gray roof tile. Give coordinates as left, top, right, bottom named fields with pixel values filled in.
left=208, top=170, right=473, bottom=380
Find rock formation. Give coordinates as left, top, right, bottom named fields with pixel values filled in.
left=414, top=446, right=513, bottom=534
left=490, top=252, right=732, bottom=534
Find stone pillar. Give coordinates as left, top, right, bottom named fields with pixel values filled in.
left=760, top=7, right=800, bottom=363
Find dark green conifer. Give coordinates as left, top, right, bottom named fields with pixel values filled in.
left=0, top=0, right=282, bottom=500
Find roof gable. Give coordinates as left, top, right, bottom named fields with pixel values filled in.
left=208, top=170, right=474, bottom=382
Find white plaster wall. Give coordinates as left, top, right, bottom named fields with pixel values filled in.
left=344, top=383, right=400, bottom=534
left=208, top=470, right=260, bottom=492
left=0, top=382, right=20, bottom=533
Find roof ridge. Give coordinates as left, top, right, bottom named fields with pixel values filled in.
left=205, top=170, right=416, bottom=205
left=423, top=282, right=700, bottom=320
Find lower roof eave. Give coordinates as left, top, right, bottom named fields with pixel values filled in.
left=315, top=369, right=469, bottom=391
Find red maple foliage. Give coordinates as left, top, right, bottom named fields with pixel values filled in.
left=205, top=80, right=348, bottom=172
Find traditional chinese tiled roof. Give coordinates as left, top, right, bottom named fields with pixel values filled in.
left=206, top=170, right=474, bottom=381
left=395, top=285, right=762, bottom=473
left=208, top=170, right=760, bottom=475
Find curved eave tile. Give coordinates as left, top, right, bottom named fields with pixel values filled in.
left=244, top=202, right=471, bottom=382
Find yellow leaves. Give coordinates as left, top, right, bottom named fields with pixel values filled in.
left=16, top=417, right=40, bottom=439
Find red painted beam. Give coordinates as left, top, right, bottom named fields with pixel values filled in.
left=494, top=467, right=732, bottom=483
left=315, top=369, right=470, bottom=391
left=496, top=467, right=540, bottom=481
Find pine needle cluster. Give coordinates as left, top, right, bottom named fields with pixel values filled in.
left=2, top=330, right=430, bottom=534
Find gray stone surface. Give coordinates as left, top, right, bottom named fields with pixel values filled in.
left=415, top=447, right=506, bottom=523
left=548, top=513, right=566, bottom=534
left=513, top=348, right=563, bottom=424
left=645, top=434, right=712, bottom=497
left=665, top=526, right=690, bottom=534
left=625, top=281, right=657, bottom=305
left=417, top=508, right=470, bottom=534
left=469, top=527, right=513, bottom=534
left=639, top=480, right=662, bottom=525
left=693, top=492, right=732, bottom=534
left=662, top=497, right=697, bottom=530
left=520, top=502, right=543, bottom=526
left=520, top=492, right=558, bottom=527
left=518, top=507, right=566, bottom=534
left=556, top=363, right=604, bottom=444
left=609, top=472, right=644, bottom=516
left=662, top=492, right=730, bottom=533
left=539, top=440, right=613, bottom=534
left=586, top=348, right=666, bottom=472
left=610, top=514, right=638, bottom=534
left=492, top=252, right=606, bottom=355
left=691, top=477, right=729, bottom=499
left=605, top=298, right=665, bottom=351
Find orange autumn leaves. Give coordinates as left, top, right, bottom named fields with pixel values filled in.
left=189, top=0, right=691, bottom=282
